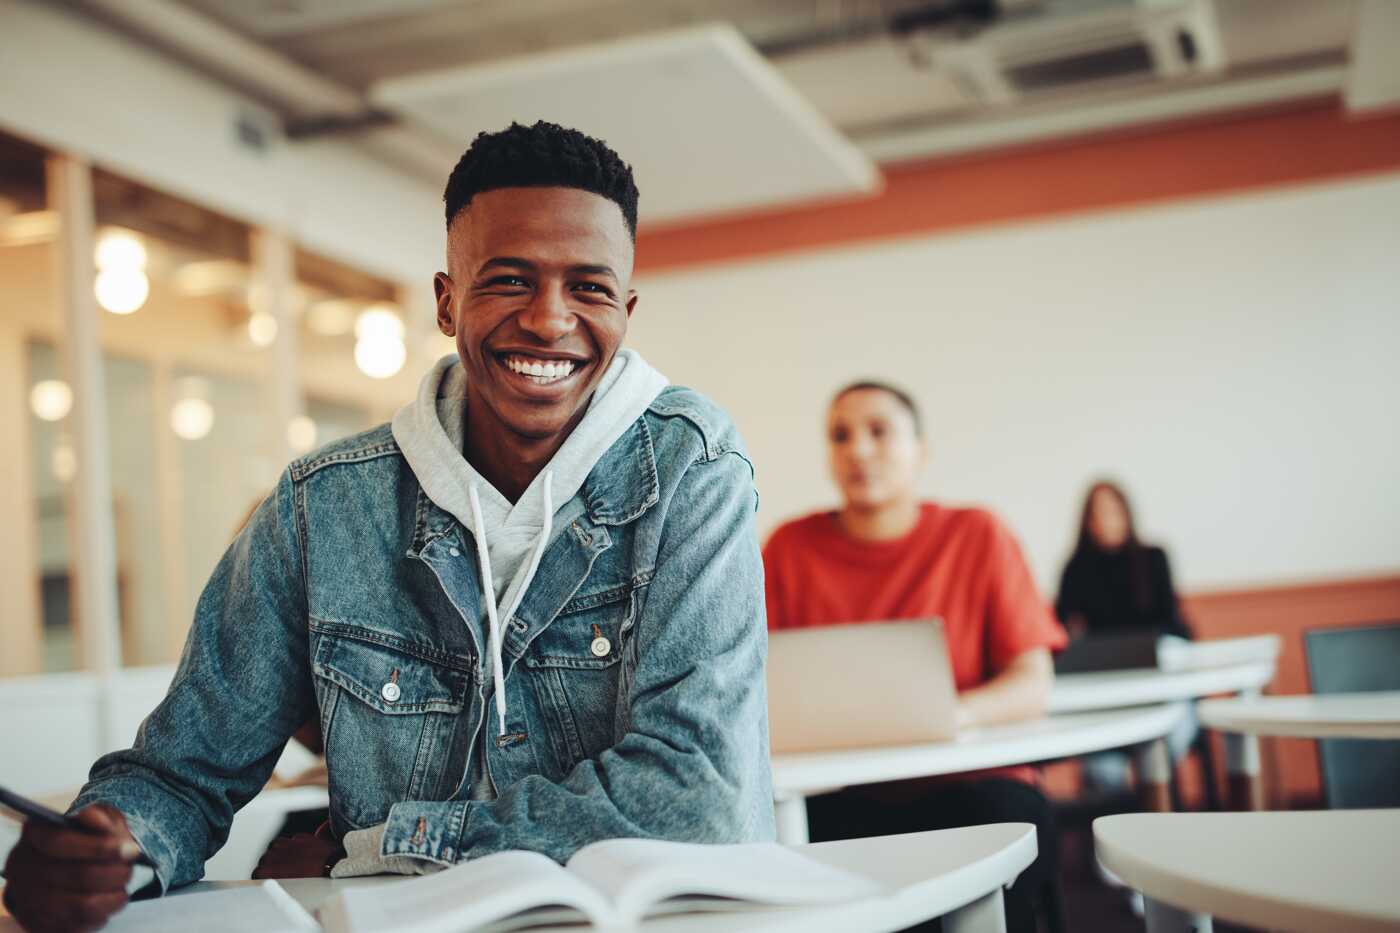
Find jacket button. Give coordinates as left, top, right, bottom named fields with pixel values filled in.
left=590, top=636, right=611, bottom=658
left=381, top=682, right=401, bottom=703
left=449, top=547, right=461, bottom=558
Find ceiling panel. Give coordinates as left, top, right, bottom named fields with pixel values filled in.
left=775, top=35, right=974, bottom=131
left=181, top=0, right=469, bottom=38
left=373, top=24, right=880, bottom=225
left=1214, top=0, right=1356, bottom=67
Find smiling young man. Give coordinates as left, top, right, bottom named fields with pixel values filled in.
left=3, top=122, right=773, bottom=930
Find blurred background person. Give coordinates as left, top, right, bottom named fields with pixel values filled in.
left=1055, top=480, right=1197, bottom=793
left=1055, top=480, right=1191, bottom=642
left=763, top=381, right=1067, bottom=933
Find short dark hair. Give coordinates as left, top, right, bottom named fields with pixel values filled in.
left=831, top=381, right=923, bottom=437
left=443, top=121, right=639, bottom=239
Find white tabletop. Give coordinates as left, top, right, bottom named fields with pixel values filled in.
left=1095, top=810, right=1400, bottom=933
left=1197, top=691, right=1400, bottom=739
left=1048, top=661, right=1275, bottom=714
left=0, top=825, right=1037, bottom=933
left=773, top=703, right=1185, bottom=798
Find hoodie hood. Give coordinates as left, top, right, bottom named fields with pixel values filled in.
left=391, top=349, right=668, bottom=734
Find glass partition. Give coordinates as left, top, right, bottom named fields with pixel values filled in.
left=1, top=140, right=422, bottom=675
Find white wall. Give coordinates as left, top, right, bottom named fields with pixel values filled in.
left=630, top=172, right=1400, bottom=593
left=0, top=0, right=443, bottom=290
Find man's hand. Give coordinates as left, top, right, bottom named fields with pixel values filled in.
left=2, top=804, right=142, bottom=933
left=252, top=827, right=343, bottom=880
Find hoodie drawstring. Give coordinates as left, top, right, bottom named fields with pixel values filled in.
left=468, top=471, right=554, bottom=736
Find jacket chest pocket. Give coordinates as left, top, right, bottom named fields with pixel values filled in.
left=311, top=625, right=473, bottom=831
left=521, top=586, right=633, bottom=769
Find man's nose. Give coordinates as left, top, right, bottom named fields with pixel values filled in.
left=517, top=284, right=576, bottom=342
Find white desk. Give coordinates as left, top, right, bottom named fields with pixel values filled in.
left=1094, top=810, right=1400, bottom=933
left=1198, top=691, right=1400, bottom=740
left=1048, top=663, right=1276, bottom=714
left=1050, top=661, right=1279, bottom=810
left=772, top=704, right=1186, bottom=844
left=0, top=824, right=1037, bottom=933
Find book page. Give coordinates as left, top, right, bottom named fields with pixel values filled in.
left=566, top=839, right=883, bottom=925
left=104, top=881, right=318, bottom=933
left=319, top=850, right=615, bottom=933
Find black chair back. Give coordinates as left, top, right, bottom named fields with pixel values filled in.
left=1303, top=621, right=1400, bottom=808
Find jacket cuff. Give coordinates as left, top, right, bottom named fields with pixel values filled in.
left=68, top=788, right=177, bottom=896
left=381, top=800, right=469, bottom=866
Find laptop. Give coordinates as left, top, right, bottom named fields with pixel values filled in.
left=766, top=618, right=959, bottom=754
left=1052, top=630, right=1161, bottom=674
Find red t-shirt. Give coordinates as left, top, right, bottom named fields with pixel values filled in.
left=763, top=503, right=1067, bottom=786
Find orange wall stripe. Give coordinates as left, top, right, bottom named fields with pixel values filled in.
left=635, top=100, right=1400, bottom=274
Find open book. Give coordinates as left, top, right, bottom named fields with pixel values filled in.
left=318, top=838, right=884, bottom=932
left=102, top=881, right=318, bottom=933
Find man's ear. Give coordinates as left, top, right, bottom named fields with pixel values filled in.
left=434, top=272, right=455, bottom=336
left=625, top=289, right=638, bottom=319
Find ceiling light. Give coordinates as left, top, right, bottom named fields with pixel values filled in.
left=171, top=397, right=215, bottom=440
left=248, top=311, right=279, bottom=347
left=51, top=440, right=77, bottom=483
left=355, top=305, right=405, bottom=342
left=1, top=210, right=59, bottom=247
left=171, top=377, right=214, bottom=441
left=354, top=336, right=407, bottom=380
left=174, top=259, right=247, bottom=296
left=94, top=267, right=150, bottom=315
left=94, top=228, right=148, bottom=271
left=286, top=415, right=318, bottom=454
left=30, top=380, right=73, bottom=422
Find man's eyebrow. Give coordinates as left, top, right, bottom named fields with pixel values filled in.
left=475, top=258, right=617, bottom=282
left=477, top=256, right=537, bottom=275
left=570, top=264, right=618, bottom=281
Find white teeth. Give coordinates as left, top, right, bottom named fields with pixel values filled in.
left=504, top=356, right=576, bottom=384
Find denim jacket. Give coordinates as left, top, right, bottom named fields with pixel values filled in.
left=72, top=386, right=775, bottom=891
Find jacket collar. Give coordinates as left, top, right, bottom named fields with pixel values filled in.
left=578, top=416, right=658, bottom=526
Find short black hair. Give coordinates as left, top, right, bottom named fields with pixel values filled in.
left=831, top=381, right=924, bottom=437
left=443, top=121, right=639, bottom=239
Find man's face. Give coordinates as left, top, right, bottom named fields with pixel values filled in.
left=435, top=186, right=637, bottom=445
left=827, top=389, right=926, bottom=510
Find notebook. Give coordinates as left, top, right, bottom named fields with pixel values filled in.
left=767, top=618, right=959, bottom=753
left=317, top=838, right=883, bottom=932
left=103, top=881, right=318, bottom=933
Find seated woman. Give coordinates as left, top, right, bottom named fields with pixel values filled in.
left=1054, top=480, right=1196, bottom=792
left=763, top=381, right=1067, bottom=933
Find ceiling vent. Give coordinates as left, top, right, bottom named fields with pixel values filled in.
left=908, top=0, right=1225, bottom=104
left=1005, top=39, right=1158, bottom=92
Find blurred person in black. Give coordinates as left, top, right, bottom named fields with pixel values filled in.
left=1054, top=480, right=1196, bottom=793
left=1055, top=480, right=1190, bottom=641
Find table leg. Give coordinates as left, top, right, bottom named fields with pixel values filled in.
left=1144, top=896, right=1213, bottom=932
left=944, top=887, right=1007, bottom=933
left=1223, top=734, right=1264, bottom=810
left=1223, top=689, right=1265, bottom=811
left=773, top=795, right=809, bottom=845
left=1136, top=737, right=1173, bottom=812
